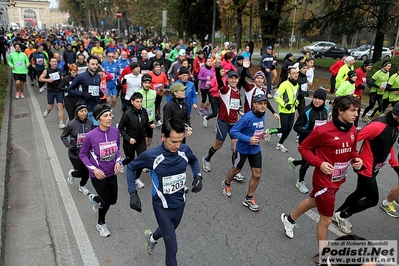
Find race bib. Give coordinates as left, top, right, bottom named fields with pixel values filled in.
left=199, top=62, right=205, bottom=69
left=154, top=83, right=163, bottom=92
left=16, top=61, right=24, bottom=67
left=162, top=172, right=186, bottom=194
left=49, top=72, right=60, bottom=81
left=205, top=80, right=211, bottom=88
left=230, top=98, right=240, bottom=110
left=78, top=66, right=88, bottom=74
left=301, top=83, right=308, bottom=92
left=381, top=82, right=387, bottom=89
left=253, top=129, right=264, bottom=144
left=99, top=140, right=117, bottom=162
left=77, top=133, right=87, bottom=148
left=331, top=160, right=351, bottom=182
left=88, top=85, right=100, bottom=96
left=314, top=120, right=327, bottom=129
left=146, top=107, right=153, bottom=117
left=36, top=58, right=44, bottom=65
left=254, top=88, right=264, bottom=96
left=141, top=70, right=150, bottom=74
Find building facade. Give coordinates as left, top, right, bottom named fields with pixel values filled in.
left=7, top=0, right=51, bottom=29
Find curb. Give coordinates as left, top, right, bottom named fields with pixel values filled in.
left=0, top=68, right=12, bottom=265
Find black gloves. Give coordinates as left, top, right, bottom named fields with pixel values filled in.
left=69, top=145, right=78, bottom=154
left=130, top=190, right=142, bottom=212
left=81, top=92, right=93, bottom=100
left=285, top=104, right=292, bottom=110
left=191, top=175, right=203, bottom=193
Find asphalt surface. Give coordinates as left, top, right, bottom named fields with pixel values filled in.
left=2, top=70, right=399, bottom=266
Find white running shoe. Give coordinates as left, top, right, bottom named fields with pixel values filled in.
left=281, top=213, right=298, bottom=239
left=135, top=178, right=145, bottom=189
left=276, top=143, right=288, bottom=153
left=96, top=223, right=111, bottom=237
left=43, top=110, right=49, bottom=118
left=39, top=87, right=45, bottom=93
left=79, top=186, right=90, bottom=195
left=288, top=157, right=298, bottom=172
left=59, top=121, right=66, bottom=129
left=277, top=133, right=282, bottom=138
left=89, top=194, right=100, bottom=212
left=333, top=212, right=352, bottom=234
left=156, top=121, right=163, bottom=128
left=203, top=116, right=208, bottom=127
left=202, top=157, right=211, bottom=172
left=295, top=180, right=309, bottom=193
left=233, top=172, right=244, bottom=181
left=66, top=169, right=74, bottom=186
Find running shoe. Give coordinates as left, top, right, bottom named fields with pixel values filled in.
left=89, top=194, right=100, bottom=213
left=198, top=109, right=204, bottom=116
left=264, top=129, right=271, bottom=143
left=221, top=180, right=231, bottom=197
left=276, top=143, right=288, bottom=153
left=277, top=133, right=282, bottom=138
left=31, top=82, right=34, bottom=86
left=332, top=212, right=353, bottom=229
left=96, top=223, right=111, bottom=237
left=380, top=201, right=399, bottom=217
left=15, top=92, right=20, bottom=99
left=242, top=197, right=260, bottom=212
left=79, top=186, right=90, bottom=195
left=295, top=135, right=299, bottom=143
left=135, top=178, right=145, bottom=189
left=333, top=212, right=351, bottom=234
left=203, top=116, right=208, bottom=127
left=233, top=172, right=244, bottom=181
left=295, top=180, right=309, bottom=194
left=288, top=157, right=298, bottom=172
left=39, top=87, right=45, bottom=93
left=66, top=169, right=74, bottom=186
left=155, top=121, right=163, bottom=128
left=203, top=106, right=209, bottom=114
left=202, top=157, right=211, bottom=172
left=20, top=93, right=25, bottom=99
left=144, top=230, right=157, bottom=255
left=59, top=122, right=66, bottom=129
left=393, top=198, right=399, bottom=206
left=280, top=213, right=298, bottom=239
left=184, top=186, right=189, bottom=193
left=43, top=110, right=49, bottom=118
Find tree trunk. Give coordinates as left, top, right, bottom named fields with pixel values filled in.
left=235, top=7, right=244, bottom=49
left=373, top=3, right=389, bottom=62
left=258, top=0, right=286, bottom=54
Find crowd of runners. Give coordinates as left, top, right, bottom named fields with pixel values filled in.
left=4, top=27, right=399, bottom=265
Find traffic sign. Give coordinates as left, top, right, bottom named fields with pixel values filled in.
left=116, top=10, right=122, bottom=19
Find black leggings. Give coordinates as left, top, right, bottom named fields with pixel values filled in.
left=292, top=157, right=311, bottom=182
left=122, top=139, right=146, bottom=178
left=155, top=94, right=163, bottom=121
left=35, top=69, right=45, bottom=88
left=362, top=92, right=377, bottom=117
left=152, top=203, right=185, bottom=266
left=201, top=89, right=210, bottom=104
left=336, top=174, right=378, bottom=217
left=91, top=175, right=118, bottom=224
left=64, top=96, right=79, bottom=121
left=275, top=113, right=295, bottom=144
left=206, top=96, right=220, bottom=121
left=69, top=157, right=89, bottom=186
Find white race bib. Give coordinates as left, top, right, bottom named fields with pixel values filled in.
left=49, top=72, right=60, bottom=81
left=88, top=85, right=100, bottom=96
left=230, top=98, right=240, bottom=110
left=301, top=83, right=308, bottom=92
left=162, top=172, right=186, bottom=194
left=332, top=160, right=351, bottom=182
left=314, top=120, right=327, bottom=129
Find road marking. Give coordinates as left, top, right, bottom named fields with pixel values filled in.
left=28, top=85, right=100, bottom=266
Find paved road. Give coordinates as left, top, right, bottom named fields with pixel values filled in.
left=3, top=79, right=399, bottom=265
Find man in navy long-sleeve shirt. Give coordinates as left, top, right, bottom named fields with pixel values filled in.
left=260, top=45, right=274, bottom=97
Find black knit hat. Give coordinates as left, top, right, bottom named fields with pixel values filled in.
left=313, top=88, right=326, bottom=101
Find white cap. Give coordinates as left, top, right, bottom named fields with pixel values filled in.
left=345, top=56, right=355, bottom=63
left=179, top=49, right=186, bottom=56
left=224, top=42, right=229, bottom=46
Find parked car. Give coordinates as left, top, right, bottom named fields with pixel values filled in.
left=347, top=44, right=372, bottom=54
left=314, top=46, right=348, bottom=59
left=301, top=41, right=336, bottom=55
left=390, top=46, right=399, bottom=57
left=351, top=46, right=391, bottom=60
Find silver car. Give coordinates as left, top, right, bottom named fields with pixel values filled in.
left=301, top=41, right=336, bottom=55
left=351, top=46, right=391, bottom=60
